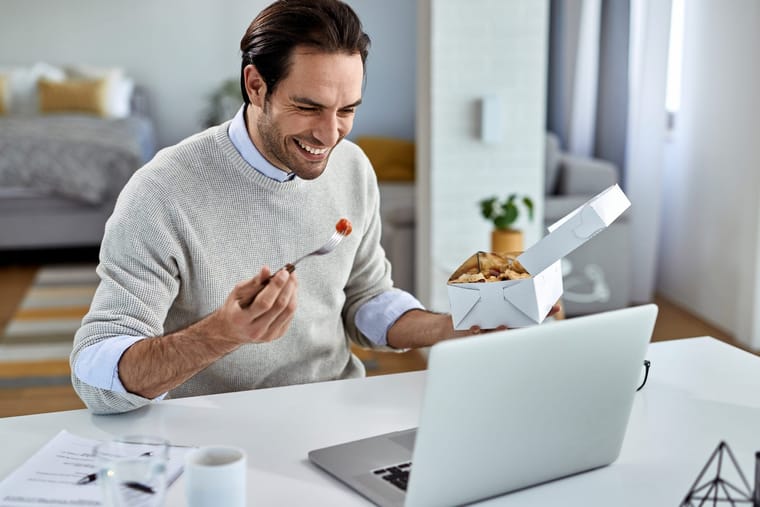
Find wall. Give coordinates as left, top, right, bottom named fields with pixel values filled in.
left=0, top=0, right=416, bottom=148
left=658, top=0, right=760, bottom=348
left=417, top=0, right=549, bottom=311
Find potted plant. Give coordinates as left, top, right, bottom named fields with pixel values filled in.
left=202, top=78, right=242, bottom=127
left=479, top=194, right=534, bottom=253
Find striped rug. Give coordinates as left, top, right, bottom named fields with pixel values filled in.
left=0, top=264, right=98, bottom=363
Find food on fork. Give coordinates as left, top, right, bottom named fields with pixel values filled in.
left=239, top=218, right=351, bottom=309
left=336, top=218, right=353, bottom=236
left=449, top=251, right=531, bottom=283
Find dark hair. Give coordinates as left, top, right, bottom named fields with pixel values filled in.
left=239, top=0, right=371, bottom=104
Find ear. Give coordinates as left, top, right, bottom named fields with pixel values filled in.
left=243, top=64, right=267, bottom=107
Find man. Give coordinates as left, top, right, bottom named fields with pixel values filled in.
left=71, top=0, right=546, bottom=415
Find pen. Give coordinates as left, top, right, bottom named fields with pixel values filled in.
left=77, top=451, right=155, bottom=492
left=76, top=473, right=97, bottom=485
left=122, top=481, right=156, bottom=494
left=76, top=473, right=155, bottom=495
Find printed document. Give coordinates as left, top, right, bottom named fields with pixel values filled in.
left=0, top=430, right=191, bottom=507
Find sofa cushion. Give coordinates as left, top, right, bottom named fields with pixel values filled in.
left=38, top=78, right=108, bottom=116
left=544, top=195, right=590, bottom=223
left=556, top=155, right=618, bottom=195
left=65, top=65, right=134, bottom=118
left=0, top=62, right=66, bottom=115
left=356, top=136, right=415, bottom=182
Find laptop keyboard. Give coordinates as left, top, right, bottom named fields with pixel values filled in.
left=373, top=462, right=412, bottom=491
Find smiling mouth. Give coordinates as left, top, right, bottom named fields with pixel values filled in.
left=296, top=139, right=329, bottom=156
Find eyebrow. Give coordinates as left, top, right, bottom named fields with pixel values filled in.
left=291, top=96, right=363, bottom=109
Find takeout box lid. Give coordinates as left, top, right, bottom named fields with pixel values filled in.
left=447, top=260, right=563, bottom=329
left=445, top=184, right=629, bottom=330
left=516, top=184, right=630, bottom=275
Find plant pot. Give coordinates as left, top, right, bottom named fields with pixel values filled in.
left=491, top=228, right=523, bottom=254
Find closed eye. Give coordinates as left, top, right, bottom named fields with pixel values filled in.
left=290, top=95, right=362, bottom=115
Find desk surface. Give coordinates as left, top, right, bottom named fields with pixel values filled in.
left=2, top=337, right=759, bottom=506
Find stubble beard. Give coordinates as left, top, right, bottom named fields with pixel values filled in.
left=255, top=113, right=331, bottom=181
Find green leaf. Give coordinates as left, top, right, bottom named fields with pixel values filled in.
left=479, top=193, right=534, bottom=228
left=522, top=196, right=534, bottom=221
left=494, top=203, right=518, bottom=229
left=479, top=197, right=497, bottom=219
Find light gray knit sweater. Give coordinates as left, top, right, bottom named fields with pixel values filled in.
left=70, top=122, right=393, bottom=414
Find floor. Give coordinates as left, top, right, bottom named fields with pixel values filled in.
left=0, top=254, right=748, bottom=418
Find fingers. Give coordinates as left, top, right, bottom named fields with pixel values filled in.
left=235, top=266, right=273, bottom=309
left=452, top=324, right=484, bottom=338
left=452, top=323, right=509, bottom=339
left=475, top=325, right=509, bottom=335
left=236, top=269, right=298, bottom=343
left=262, top=293, right=297, bottom=340
left=246, top=269, right=296, bottom=321
left=215, top=267, right=298, bottom=345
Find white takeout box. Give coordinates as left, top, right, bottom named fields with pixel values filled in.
left=447, top=184, right=631, bottom=329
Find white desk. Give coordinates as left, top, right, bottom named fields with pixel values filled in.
left=2, top=337, right=759, bottom=506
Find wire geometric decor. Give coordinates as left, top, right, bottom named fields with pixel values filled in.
left=680, top=441, right=759, bottom=506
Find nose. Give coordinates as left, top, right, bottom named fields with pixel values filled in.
left=313, top=112, right=349, bottom=147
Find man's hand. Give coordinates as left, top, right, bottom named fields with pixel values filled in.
left=387, top=302, right=563, bottom=349
left=207, top=266, right=298, bottom=346
left=118, top=266, right=297, bottom=399
left=451, top=301, right=562, bottom=337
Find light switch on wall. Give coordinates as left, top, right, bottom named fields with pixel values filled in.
left=480, top=95, right=503, bottom=144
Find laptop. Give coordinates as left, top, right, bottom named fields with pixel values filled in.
left=308, top=304, right=658, bottom=506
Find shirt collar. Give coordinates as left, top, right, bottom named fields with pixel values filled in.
left=228, top=105, right=297, bottom=182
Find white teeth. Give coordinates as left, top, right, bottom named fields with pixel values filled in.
left=297, top=139, right=328, bottom=155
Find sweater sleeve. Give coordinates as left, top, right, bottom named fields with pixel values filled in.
left=70, top=171, right=184, bottom=414
left=339, top=147, right=398, bottom=350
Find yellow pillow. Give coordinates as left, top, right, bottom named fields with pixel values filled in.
left=0, top=74, right=8, bottom=115
left=355, top=136, right=415, bottom=182
left=38, top=78, right=108, bottom=116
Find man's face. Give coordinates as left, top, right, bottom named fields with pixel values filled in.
left=246, top=48, right=364, bottom=180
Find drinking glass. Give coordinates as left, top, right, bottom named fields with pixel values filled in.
left=94, top=435, right=170, bottom=507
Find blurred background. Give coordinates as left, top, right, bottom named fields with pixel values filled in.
left=0, top=0, right=757, bottom=416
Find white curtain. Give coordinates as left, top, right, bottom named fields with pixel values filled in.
left=547, top=0, right=629, bottom=171
left=567, top=0, right=601, bottom=157
left=624, top=0, right=672, bottom=303
left=550, top=0, right=672, bottom=304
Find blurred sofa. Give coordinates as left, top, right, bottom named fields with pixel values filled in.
left=0, top=63, right=156, bottom=251
left=544, top=131, right=631, bottom=316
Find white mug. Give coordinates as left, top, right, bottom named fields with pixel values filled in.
left=184, top=446, right=247, bottom=507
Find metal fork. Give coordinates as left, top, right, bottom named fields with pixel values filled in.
left=238, top=230, right=347, bottom=308
left=277, top=230, right=346, bottom=275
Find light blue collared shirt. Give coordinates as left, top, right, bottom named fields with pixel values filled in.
left=74, top=106, right=424, bottom=398
left=227, top=107, right=296, bottom=182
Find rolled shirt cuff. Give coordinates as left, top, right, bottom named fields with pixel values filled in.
left=355, top=289, right=425, bottom=346
left=73, top=335, right=167, bottom=401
